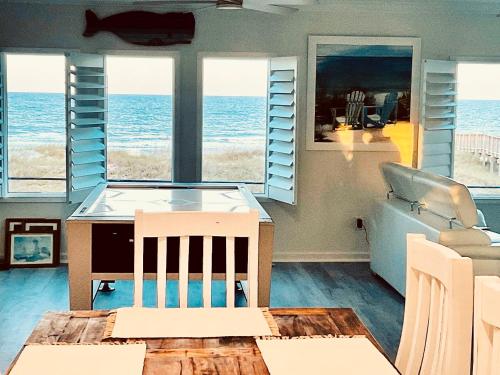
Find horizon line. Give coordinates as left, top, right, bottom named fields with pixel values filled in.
left=8, top=91, right=268, bottom=97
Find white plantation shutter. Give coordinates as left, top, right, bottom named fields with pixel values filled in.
left=0, top=54, right=6, bottom=197
left=266, top=57, right=298, bottom=204
left=66, top=53, right=107, bottom=203
left=419, top=59, right=457, bottom=177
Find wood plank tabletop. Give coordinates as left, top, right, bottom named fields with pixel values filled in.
left=8, top=308, right=387, bottom=375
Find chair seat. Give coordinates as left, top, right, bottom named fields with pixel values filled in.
left=367, top=114, right=381, bottom=122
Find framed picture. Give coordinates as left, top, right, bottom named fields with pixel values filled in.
left=306, top=36, right=421, bottom=154
left=5, top=219, right=61, bottom=268
left=0, top=250, right=6, bottom=270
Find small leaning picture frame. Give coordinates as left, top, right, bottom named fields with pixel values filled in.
left=5, top=218, right=61, bottom=268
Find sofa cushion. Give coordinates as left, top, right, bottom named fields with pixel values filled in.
left=484, top=230, right=500, bottom=244
left=412, top=170, right=478, bottom=228
left=450, top=244, right=500, bottom=260
left=439, top=229, right=491, bottom=247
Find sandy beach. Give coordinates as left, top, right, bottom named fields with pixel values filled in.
left=9, top=145, right=66, bottom=192
left=9, top=145, right=265, bottom=193
left=9, top=144, right=497, bottom=195
left=454, top=150, right=500, bottom=187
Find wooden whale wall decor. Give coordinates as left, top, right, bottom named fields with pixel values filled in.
left=83, top=10, right=195, bottom=46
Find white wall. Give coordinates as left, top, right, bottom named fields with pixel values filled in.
left=0, top=3, right=499, bottom=261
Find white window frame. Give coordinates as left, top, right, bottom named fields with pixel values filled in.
left=1, top=48, right=72, bottom=201
left=197, top=52, right=273, bottom=198
left=0, top=49, right=300, bottom=202
left=0, top=48, right=180, bottom=202
left=450, top=56, right=500, bottom=199
left=99, top=50, right=180, bottom=184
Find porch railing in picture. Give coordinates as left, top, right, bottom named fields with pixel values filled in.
left=455, top=133, right=500, bottom=175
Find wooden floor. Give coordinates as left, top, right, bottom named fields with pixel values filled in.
left=0, top=262, right=404, bottom=371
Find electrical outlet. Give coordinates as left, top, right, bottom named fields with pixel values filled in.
left=356, top=218, right=364, bottom=230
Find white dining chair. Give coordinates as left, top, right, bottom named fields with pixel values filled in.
left=133, top=209, right=260, bottom=309
left=473, top=276, right=500, bottom=375
left=395, top=233, right=473, bottom=375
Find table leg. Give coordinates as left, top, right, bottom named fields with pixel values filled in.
left=67, top=221, right=93, bottom=310
left=258, top=222, right=274, bottom=307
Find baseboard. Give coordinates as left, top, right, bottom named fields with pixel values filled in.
left=273, top=251, right=370, bottom=262
left=59, top=253, right=370, bottom=264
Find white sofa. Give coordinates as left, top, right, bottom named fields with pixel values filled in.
left=369, top=162, right=500, bottom=296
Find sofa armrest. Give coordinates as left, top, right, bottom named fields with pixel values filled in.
left=477, top=209, right=487, bottom=227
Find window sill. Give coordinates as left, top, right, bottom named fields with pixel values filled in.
left=473, top=196, right=500, bottom=202
left=0, top=193, right=67, bottom=203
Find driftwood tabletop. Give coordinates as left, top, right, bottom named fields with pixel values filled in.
left=8, top=308, right=386, bottom=375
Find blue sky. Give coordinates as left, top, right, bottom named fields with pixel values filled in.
left=457, top=63, right=500, bottom=100
left=6, top=54, right=267, bottom=96
left=5, top=54, right=500, bottom=100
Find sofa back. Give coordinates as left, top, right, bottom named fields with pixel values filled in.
left=380, top=162, right=479, bottom=228
left=381, top=162, right=420, bottom=203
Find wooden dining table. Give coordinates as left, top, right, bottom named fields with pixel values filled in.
left=7, top=308, right=389, bottom=375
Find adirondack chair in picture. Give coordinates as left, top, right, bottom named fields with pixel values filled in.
left=331, top=90, right=366, bottom=130
left=363, top=91, right=399, bottom=129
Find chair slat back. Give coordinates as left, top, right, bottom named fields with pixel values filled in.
left=396, top=233, right=473, bottom=375
left=473, top=276, right=500, bottom=375
left=379, top=91, right=398, bottom=124
left=345, top=90, right=365, bottom=125
left=133, top=209, right=260, bottom=309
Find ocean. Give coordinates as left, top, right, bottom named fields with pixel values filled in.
left=456, top=100, right=500, bottom=136
left=7, top=92, right=267, bottom=151
left=6, top=93, right=500, bottom=150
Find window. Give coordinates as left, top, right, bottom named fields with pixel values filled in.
left=454, top=63, right=500, bottom=196
left=106, top=56, right=174, bottom=181
left=6, top=54, right=66, bottom=193
left=0, top=51, right=297, bottom=204
left=201, top=58, right=268, bottom=193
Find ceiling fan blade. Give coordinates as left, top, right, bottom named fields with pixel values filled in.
left=132, top=0, right=216, bottom=5
left=243, top=0, right=298, bottom=15
left=264, top=0, right=318, bottom=4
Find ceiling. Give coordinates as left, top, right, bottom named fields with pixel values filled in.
left=2, top=0, right=500, bottom=16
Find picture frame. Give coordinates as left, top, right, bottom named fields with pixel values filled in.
left=306, top=35, right=421, bottom=153
left=5, top=219, right=61, bottom=268
left=0, top=250, right=7, bottom=270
